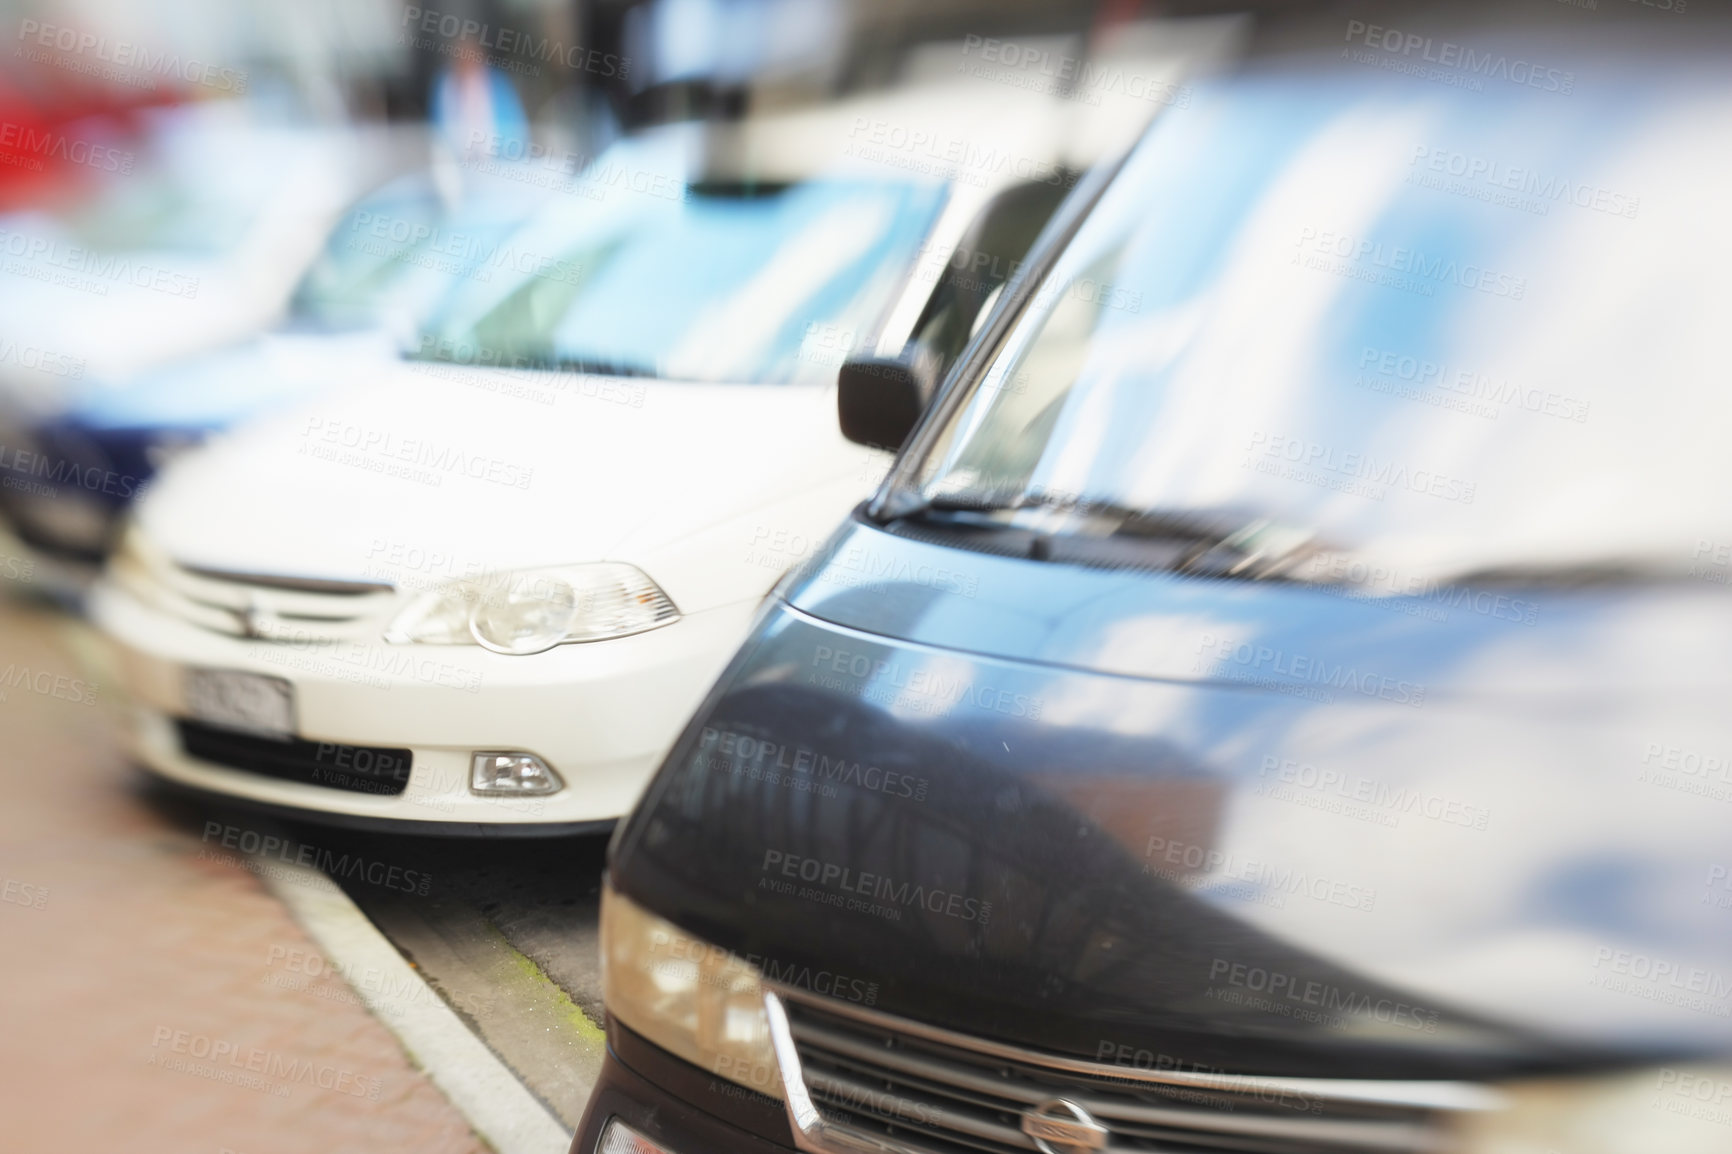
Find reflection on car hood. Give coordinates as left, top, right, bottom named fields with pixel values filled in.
left=610, top=519, right=1732, bottom=1080
left=67, top=329, right=396, bottom=433
left=134, top=365, right=883, bottom=612
left=0, top=251, right=231, bottom=406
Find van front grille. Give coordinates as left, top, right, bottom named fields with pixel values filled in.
left=770, top=989, right=1494, bottom=1154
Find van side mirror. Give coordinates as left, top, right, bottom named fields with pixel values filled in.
left=837, top=350, right=939, bottom=451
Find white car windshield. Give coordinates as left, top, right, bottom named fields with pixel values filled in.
left=902, top=25, right=1732, bottom=589
left=290, top=176, right=547, bottom=331
left=413, top=176, right=948, bottom=385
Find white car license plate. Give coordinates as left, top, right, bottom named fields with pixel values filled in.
left=184, top=668, right=295, bottom=740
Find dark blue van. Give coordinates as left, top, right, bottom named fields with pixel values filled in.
left=576, top=8, right=1732, bottom=1154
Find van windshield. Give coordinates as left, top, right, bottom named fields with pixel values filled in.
left=900, top=25, right=1732, bottom=590
left=413, top=177, right=947, bottom=385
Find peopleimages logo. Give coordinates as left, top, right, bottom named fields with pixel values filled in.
left=0, top=121, right=134, bottom=174
left=1194, top=632, right=1426, bottom=708
left=1291, top=552, right=1539, bottom=628
left=1256, top=756, right=1491, bottom=831
left=199, top=821, right=432, bottom=896
left=399, top=6, right=627, bottom=79
left=1294, top=227, right=1526, bottom=300
left=1653, top=1069, right=1732, bottom=1129
left=1, top=876, right=49, bottom=910
left=1244, top=430, right=1477, bottom=506
left=15, top=19, right=248, bottom=93
left=1589, top=946, right=1732, bottom=1017
left=0, top=338, right=85, bottom=379
left=0, top=663, right=100, bottom=706
left=462, top=132, right=688, bottom=206
left=148, top=1027, right=381, bottom=1099
left=0, top=225, right=200, bottom=298
left=824, top=542, right=979, bottom=597
left=1407, top=146, right=1638, bottom=220
left=1143, top=835, right=1378, bottom=913
left=1704, top=864, right=1732, bottom=913
left=759, top=849, right=992, bottom=926
left=958, top=34, right=1192, bottom=110
left=348, top=209, right=588, bottom=286
left=643, top=927, right=881, bottom=1006
left=299, top=417, right=534, bottom=491
left=1356, top=345, right=1589, bottom=425
left=697, top=725, right=930, bottom=802
left=0, top=441, right=142, bottom=499
left=1207, top=958, right=1441, bottom=1034
left=808, top=645, right=1044, bottom=720
left=845, top=117, right=1074, bottom=189
left=1342, top=20, right=1575, bottom=94
left=262, top=943, right=484, bottom=1016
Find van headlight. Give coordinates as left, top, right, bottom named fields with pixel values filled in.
left=600, top=885, right=783, bottom=1099
left=383, top=563, right=678, bottom=654
left=1456, top=1064, right=1732, bottom=1154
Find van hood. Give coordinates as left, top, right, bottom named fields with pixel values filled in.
left=610, top=519, right=1732, bottom=1080
left=135, top=364, right=882, bottom=611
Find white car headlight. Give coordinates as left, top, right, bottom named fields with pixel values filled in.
left=1456, top=1064, right=1732, bottom=1154
left=383, top=563, right=678, bottom=654
left=601, top=885, right=783, bottom=1099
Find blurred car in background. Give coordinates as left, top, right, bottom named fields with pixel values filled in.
left=578, top=6, right=1732, bottom=1154
left=91, top=73, right=1135, bottom=833
left=0, top=163, right=553, bottom=582
left=0, top=101, right=422, bottom=585
left=0, top=102, right=402, bottom=410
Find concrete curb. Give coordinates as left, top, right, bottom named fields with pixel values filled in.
left=263, top=859, right=573, bottom=1154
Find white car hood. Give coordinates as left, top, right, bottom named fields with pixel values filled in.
left=137, top=362, right=884, bottom=611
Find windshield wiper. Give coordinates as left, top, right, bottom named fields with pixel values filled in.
left=545, top=354, right=660, bottom=379
left=892, top=492, right=1321, bottom=579
left=403, top=342, right=661, bottom=379
left=1448, top=560, right=1679, bottom=589
left=917, top=492, right=1222, bottom=537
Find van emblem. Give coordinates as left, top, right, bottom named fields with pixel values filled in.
left=1020, top=1098, right=1109, bottom=1154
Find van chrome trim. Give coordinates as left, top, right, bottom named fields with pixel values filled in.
left=765, top=986, right=1500, bottom=1154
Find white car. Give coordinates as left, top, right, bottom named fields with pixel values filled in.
left=91, top=79, right=1159, bottom=832
left=0, top=164, right=559, bottom=585
left=0, top=102, right=408, bottom=417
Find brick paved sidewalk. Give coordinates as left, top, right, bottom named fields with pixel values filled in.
left=0, top=596, right=488, bottom=1154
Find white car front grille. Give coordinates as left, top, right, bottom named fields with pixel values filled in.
left=110, top=528, right=398, bottom=643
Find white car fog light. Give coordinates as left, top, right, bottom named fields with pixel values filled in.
left=597, top=1119, right=674, bottom=1154
left=470, top=751, right=564, bottom=795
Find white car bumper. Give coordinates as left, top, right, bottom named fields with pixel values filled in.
left=91, top=577, right=759, bottom=829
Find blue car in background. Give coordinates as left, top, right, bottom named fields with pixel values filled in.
left=0, top=165, right=553, bottom=584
